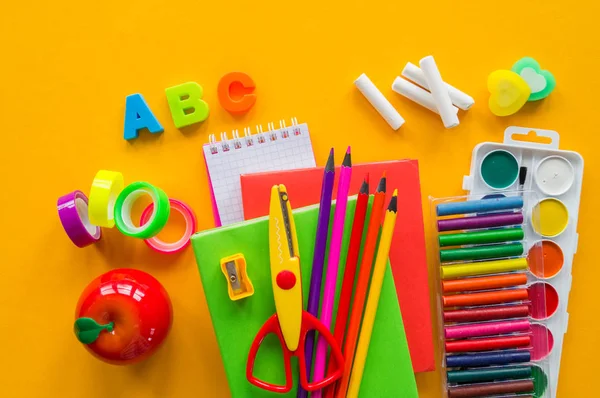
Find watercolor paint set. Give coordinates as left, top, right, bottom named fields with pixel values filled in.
left=432, top=191, right=554, bottom=398
left=461, top=127, right=583, bottom=395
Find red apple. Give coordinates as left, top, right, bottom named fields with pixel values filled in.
left=74, top=268, right=173, bottom=365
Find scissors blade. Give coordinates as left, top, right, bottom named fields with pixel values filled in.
left=269, top=185, right=302, bottom=352
left=278, top=189, right=296, bottom=258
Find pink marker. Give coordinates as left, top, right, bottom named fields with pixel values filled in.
left=311, top=147, right=352, bottom=396
left=445, top=319, right=530, bottom=340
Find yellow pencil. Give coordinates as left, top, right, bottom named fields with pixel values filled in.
left=346, top=189, right=398, bottom=398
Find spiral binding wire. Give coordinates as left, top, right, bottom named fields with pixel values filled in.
left=208, top=117, right=301, bottom=154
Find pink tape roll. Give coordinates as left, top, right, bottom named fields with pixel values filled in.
left=140, top=199, right=196, bottom=254
left=57, top=190, right=102, bottom=248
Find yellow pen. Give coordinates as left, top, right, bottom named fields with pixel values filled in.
left=346, top=189, right=398, bottom=398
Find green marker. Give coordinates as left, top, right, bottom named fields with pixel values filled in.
left=447, top=365, right=532, bottom=383
left=439, top=227, right=524, bottom=247
left=440, top=242, right=524, bottom=262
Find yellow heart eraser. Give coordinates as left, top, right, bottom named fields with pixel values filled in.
left=487, top=70, right=531, bottom=116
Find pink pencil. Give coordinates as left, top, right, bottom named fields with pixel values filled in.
left=312, top=147, right=352, bottom=397
left=445, top=319, right=530, bottom=340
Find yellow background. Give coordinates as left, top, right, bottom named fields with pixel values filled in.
left=0, top=1, right=597, bottom=396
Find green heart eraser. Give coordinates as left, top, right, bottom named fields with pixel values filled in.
left=511, top=57, right=556, bottom=101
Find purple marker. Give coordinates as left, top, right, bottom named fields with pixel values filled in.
left=298, top=149, right=335, bottom=398
left=438, top=212, right=524, bottom=232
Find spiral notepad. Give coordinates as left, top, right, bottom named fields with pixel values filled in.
left=202, top=118, right=316, bottom=226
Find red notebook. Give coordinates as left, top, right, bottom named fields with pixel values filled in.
left=240, top=160, right=434, bottom=373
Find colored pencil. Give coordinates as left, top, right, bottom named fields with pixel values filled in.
left=336, top=174, right=386, bottom=398
left=346, top=190, right=398, bottom=398
left=298, top=149, right=335, bottom=398
left=312, top=147, right=352, bottom=398
left=323, top=175, right=370, bottom=398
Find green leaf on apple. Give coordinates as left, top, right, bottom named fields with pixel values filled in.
left=74, top=317, right=114, bottom=344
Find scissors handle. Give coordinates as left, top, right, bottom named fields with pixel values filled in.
left=246, top=314, right=294, bottom=393
left=246, top=312, right=345, bottom=393
left=299, top=311, right=345, bottom=391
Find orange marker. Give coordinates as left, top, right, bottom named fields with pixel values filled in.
left=335, top=173, right=387, bottom=398
left=217, top=72, right=256, bottom=114
left=443, top=288, right=528, bottom=307
left=442, top=273, right=528, bottom=293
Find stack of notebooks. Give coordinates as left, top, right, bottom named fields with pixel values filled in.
left=240, top=160, right=434, bottom=373
left=192, top=198, right=418, bottom=397
left=198, top=122, right=433, bottom=396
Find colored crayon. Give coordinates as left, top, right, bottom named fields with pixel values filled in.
left=437, top=196, right=524, bottom=216
left=445, top=335, right=530, bottom=352
left=443, top=288, right=528, bottom=307
left=442, top=273, right=528, bottom=293
left=438, top=212, right=524, bottom=232
left=440, top=243, right=523, bottom=262
left=446, top=349, right=531, bottom=367
left=441, top=257, right=528, bottom=279
left=447, top=366, right=532, bottom=383
left=447, top=379, right=534, bottom=397
left=445, top=319, right=530, bottom=339
left=444, top=305, right=530, bottom=323
left=439, top=227, right=524, bottom=247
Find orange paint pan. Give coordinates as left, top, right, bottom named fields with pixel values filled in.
left=443, top=288, right=529, bottom=307
left=442, top=273, right=528, bottom=293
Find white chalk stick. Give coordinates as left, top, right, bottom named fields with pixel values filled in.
left=392, top=77, right=458, bottom=115
left=354, top=73, right=405, bottom=130
left=419, top=56, right=460, bottom=128
left=402, top=62, right=474, bottom=111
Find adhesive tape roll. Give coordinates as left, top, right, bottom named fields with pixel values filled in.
left=114, top=181, right=170, bottom=239
left=57, top=190, right=102, bottom=248
left=140, top=199, right=197, bottom=254
left=88, top=170, right=125, bottom=228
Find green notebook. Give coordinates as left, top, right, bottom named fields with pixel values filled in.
left=191, top=197, right=418, bottom=397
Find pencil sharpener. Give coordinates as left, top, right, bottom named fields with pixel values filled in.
left=220, top=253, right=254, bottom=301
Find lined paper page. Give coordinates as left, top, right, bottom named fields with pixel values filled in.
left=203, top=123, right=315, bottom=225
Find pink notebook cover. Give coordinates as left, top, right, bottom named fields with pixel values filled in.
left=240, top=160, right=434, bottom=373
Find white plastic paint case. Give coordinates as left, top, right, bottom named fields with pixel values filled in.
left=462, top=127, right=584, bottom=397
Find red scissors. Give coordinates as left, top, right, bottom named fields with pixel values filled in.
left=246, top=185, right=344, bottom=393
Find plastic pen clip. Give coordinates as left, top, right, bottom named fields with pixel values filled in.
left=221, top=254, right=254, bottom=301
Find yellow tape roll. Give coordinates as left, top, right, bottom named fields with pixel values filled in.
left=88, top=170, right=125, bottom=228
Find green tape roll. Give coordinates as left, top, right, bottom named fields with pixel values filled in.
left=447, top=366, right=532, bottom=384
left=440, top=242, right=523, bottom=262
left=114, top=181, right=170, bottom=239
left=439, top=227, right=524, bottom=247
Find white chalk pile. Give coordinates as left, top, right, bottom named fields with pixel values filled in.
left=354, top=55, right=474, bottom=130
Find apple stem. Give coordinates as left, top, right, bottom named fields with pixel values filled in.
left=74, top=317, right=114, bottom=344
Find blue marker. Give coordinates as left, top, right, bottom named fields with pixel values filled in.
left=446, top=349, right=530, bottom=368
left=437, top=196, right=523, bottom=217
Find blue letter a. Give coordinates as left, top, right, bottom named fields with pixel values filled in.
left=124, top=94, right=164, bottom=140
